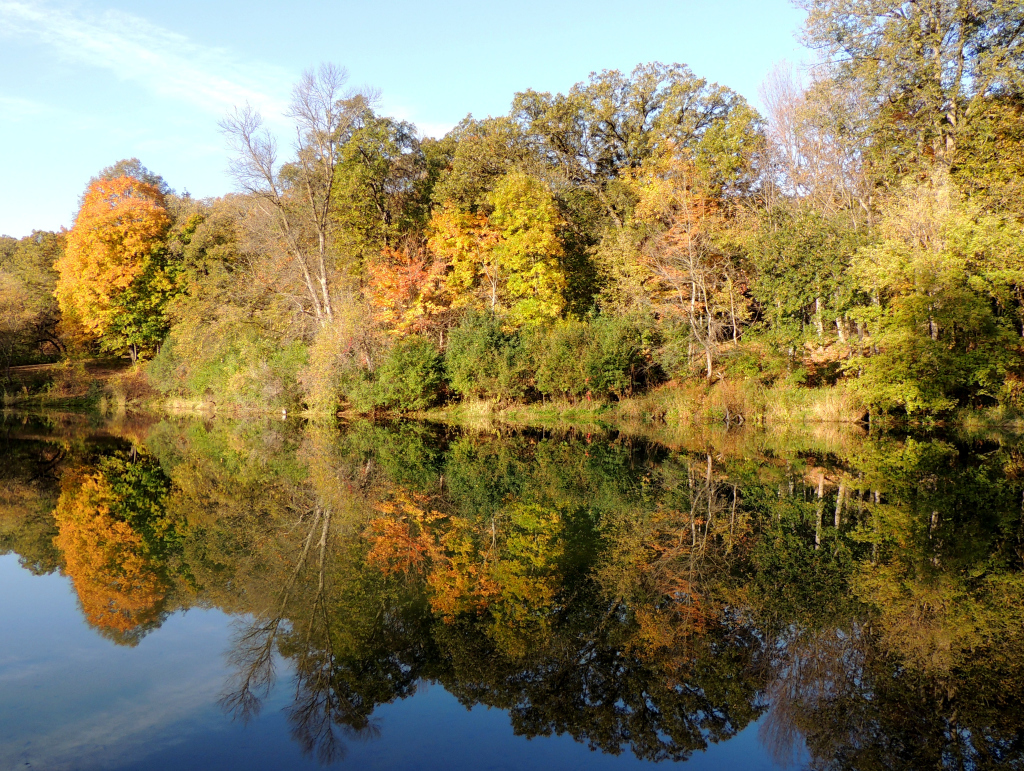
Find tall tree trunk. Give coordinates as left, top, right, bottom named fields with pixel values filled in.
left=835, top=480, right=845, bottom=529
left=815, top=472, right=824, bottom=550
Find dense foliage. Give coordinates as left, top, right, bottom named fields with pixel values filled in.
left=6, top=1, right=1024, bottom=418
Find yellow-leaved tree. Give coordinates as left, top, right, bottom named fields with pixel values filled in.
left=55, top=175, right=171, bottom=360
left=427, top=172, right=566, bottom=328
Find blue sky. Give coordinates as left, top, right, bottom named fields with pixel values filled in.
left=0, top=0, right=809, bottom=238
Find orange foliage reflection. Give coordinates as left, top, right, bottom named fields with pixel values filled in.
left=53, top=469, right=165, bottom=640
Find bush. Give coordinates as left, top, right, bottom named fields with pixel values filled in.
left=445, top=311, right=531, bottom=402
left=299, top=320, right=373, bottom=415
left=530, top=319, right=588, bottom=398
left=583, top=315, right=658, bottom=396
left=374, top=336, right=445, bottom=411
left=851, top=286, right=1018, bottom=415
left=531, top=315, right=657, bottom=400
left=297, top=305, right=389, bottom=415
left=48, top=359, right=91, bottom=399
left=148, top=331, right=307, bottom=411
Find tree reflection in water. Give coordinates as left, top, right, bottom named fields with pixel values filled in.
left=5, top=415, right=1024, bottom=768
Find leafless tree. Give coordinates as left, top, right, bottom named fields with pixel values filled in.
left=760, top=63, right=874, bottom=226
left=219, top=506, right=325, bottom=721
left=221, top=64, right=377, bottom=327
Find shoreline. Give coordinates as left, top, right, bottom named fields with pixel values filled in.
left=7, top=371, right=1024, bottom=439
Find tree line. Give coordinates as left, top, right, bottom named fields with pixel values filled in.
left=3, top=0, right=1024, bottom=417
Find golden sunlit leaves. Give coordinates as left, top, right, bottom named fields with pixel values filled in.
left=363, top=489, right=566, bottom=657
left=423, top=173, right=567, bottom=329
left=427, top=207, right=502, bottom=312
left=55, top=176, right=170, bottom=339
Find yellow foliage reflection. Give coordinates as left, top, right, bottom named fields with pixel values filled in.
left=364, top=491, right=564, bottom=657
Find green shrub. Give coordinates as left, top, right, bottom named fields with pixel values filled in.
left=583, top=314, right=657, bottom=397
left=531, top=315, right=657, bottom=400
left=850, top=286, right=1018, bottom=415
left=445, top=311, right=531, bottom=402
left=148, top=331, right=307, bottom=411
left=531, top=319, right=589, bottom=398
left=298, top=307, right=389, bottom=415
left=374, top=336, right=445, bottom=411
left=722, top=321, right=808, bottom=386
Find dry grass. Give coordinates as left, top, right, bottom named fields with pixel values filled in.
left=613, top=379, right=864, bottom=427
left=418, top=398, right=499, bottom=433
left=103, top=365, right=158, bottom=414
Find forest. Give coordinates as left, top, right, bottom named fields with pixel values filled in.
left=3, top=0, right=1024, bottom=422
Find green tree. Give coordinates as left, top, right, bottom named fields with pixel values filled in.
left=801, top=0, right=1024, bottom=176
left=332, top=109, right=430, bottom=261
left=513, top=62, right=762, bottom=225
left=750, top=205, right=864, bottom=340
left=850, top=174, right=1024, bottom=413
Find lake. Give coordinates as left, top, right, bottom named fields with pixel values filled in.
left=1, top=413, right=1022, bottom=770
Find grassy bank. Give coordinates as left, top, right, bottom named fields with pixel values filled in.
left=418, top=379, right=869, bottom=433
left=421, top=378, right=1024, bottom=437
left=14, top=359, right=1024, bottom=441
left=0, top=359, right=156, bottom=418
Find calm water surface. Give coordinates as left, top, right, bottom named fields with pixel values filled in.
left=1, top=414, right=1021, bottom=769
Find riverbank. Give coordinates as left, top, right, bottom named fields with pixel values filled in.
left=1, top=359, right=132, bottom=410
left=418, top=379, right=866, bottom=430
left=10, top=359, right=1024, bottom=437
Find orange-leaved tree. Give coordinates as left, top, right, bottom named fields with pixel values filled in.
left=55, top=175, right=171, bottom=360
left=367, top=244, right=451, bottom=337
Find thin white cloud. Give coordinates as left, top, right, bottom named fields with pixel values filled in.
left=0, top=667, right=225, bottom=770
left=0, top=0, right=291, bottom=119
left=0, top=94, right=51, bottom=120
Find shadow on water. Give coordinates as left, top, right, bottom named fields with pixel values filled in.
left=3, top=409, right=1024, bottom=768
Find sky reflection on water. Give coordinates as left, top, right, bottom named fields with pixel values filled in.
left=0, top=554, right=794, bottom=770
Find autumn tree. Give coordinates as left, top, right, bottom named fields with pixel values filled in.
left=599, top=150, right=748, bottom=379
left=55, top=173, right=173, bottom=361
left=53, top=467, right=168, bottom=643
left=366, top=244, right=451, bottom=338
left=428, top=172, right=567, bottom=328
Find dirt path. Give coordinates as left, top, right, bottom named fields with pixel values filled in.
left=6, top=359, right=130, bottom=382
